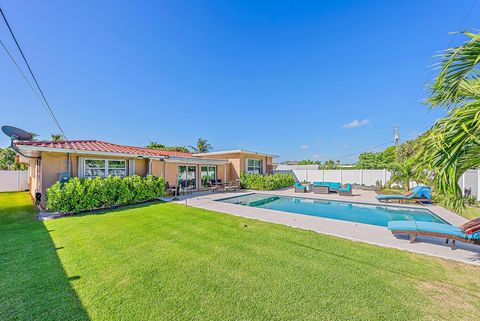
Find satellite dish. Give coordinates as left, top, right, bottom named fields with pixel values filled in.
left=1, top=125, right=33, bottom=141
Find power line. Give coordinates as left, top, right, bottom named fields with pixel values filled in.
left=329, top=140, right=394, bottom=161
left=0, top=38, right=52, bottom=115
left=0, top=7, right=67, bottom=139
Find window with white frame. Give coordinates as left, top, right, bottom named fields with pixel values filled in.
left=246, top=159, right=263, bottom=174
left=84, top=159, right=126, bottom=178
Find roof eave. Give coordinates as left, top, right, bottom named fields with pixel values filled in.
left=15, top=145, right=168, bottom=160
left=193, top=149, right=278, bottom=158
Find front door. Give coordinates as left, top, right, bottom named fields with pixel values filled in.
left=178, top=165, right=197, bottom=190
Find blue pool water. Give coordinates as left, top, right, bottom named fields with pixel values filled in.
left=217, top=193, right=448, bottom=227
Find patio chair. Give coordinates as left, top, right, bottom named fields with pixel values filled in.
left=206, top=181, right=219, bottom=193
left=338, top=184, right=352, bottom=196
left=376, top=186, right=432, bottom=204
left=295, top=182, right=307, bottom=193
left=165, top=182, right=177, bottom=196
left=388, top=219, right=480, bottom=250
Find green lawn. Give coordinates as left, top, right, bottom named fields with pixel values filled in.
left=462, top=206, right=480, bottom=220
left=1, top=192, right=480, bottom=320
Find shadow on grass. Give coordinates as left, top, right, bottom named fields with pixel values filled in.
left=0, top=192, right=90, bottom=321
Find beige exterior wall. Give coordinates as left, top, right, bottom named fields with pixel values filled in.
left=28, top=158, right=39, bottom=199
left=135, top=159, right=149, bottom=177
left=151, top=159, right=164, bottom=177
left=40, top=152, right=69, bottom=205
left=195, top=152, right=274, bottom=177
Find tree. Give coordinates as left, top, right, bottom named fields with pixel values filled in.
left=355, top=146, right=396, bottom=169
left=321, top=160, right=336, bottom=170
left=50, top=134, right=64, bottom=141
left=298, top=159, right=321, bottom=165
left=146, top=141, right=189, bottom=153
left=0, top=147, right=27, bottom=170
left=29, top=132, right=39, bottom=141
left=417, top=32, right=480, bottom=211
left=189, top=138, right=212, bottom=153
left=389, top=159, right=416, bottom=191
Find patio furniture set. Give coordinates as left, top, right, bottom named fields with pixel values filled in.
left=295, top=181, right=352, bottom=196
left=166, top=179, right=241, bottom=196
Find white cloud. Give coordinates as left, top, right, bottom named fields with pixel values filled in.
left=312, top=154, right=322, bottom=160
left=342, top=119, right=369, bottom=129
left=301, top=144, right=309, bottom=149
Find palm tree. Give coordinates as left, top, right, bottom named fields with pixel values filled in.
left=418, top=32, right=480, bottom=211
left=189, top=138, right=212, bottom=153
left=28, top=132, right=39, bottom=141
left=50, top=134, right=64, bottom=141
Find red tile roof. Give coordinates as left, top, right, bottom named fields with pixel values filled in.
left=15, top=140, right=192, bottom=158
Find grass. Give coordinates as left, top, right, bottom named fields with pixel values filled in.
left=1, top=192, right=480, bottom=320
left=462, top=206, right=480, bottom=220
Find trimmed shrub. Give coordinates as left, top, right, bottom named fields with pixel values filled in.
left=240, top=173, right=295, bottom=190
left=46, top=175, right=166, bottom=214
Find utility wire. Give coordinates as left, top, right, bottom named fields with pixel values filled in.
left=0, top=38, right=52, bottom=115
left=329, top=140, right=394, bottom=161
left=0, top=7, right=68, bottom=139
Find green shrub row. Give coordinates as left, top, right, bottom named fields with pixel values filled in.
left=240, top=173, right=295, bottom=190
left=46, top=175, right=166, bottom=213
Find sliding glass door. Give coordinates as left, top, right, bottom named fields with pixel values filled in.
left=178, top=166, right=197, bottom=190
left=201, top=166, right=216, bottom=187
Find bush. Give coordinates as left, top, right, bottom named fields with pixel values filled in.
left=46, top=175, right=166, bottom=214
left=240, top=173, right=295, bottom=190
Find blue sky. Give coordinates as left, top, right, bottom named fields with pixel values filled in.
left=0, top=1, right=478, bottom=162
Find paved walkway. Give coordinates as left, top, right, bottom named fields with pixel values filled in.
left=171, top=188, right=480, bottom=265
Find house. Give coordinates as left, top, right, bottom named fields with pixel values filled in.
left=14, top=140, right=277, bottom=207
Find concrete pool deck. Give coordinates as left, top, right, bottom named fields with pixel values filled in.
left=171, top=188, right=480, bottom=265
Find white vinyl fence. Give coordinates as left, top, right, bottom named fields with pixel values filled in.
left=275, top=168, right=391, bottom=187
left=275, top=166, right=480, bottom=200
left=0, top=170, right=29, bottom=192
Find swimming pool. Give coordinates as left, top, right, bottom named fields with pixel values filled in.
left=217, top=193, right=448, bottom=227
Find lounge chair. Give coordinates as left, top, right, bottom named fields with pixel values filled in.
left=376, top=186, right=432, bottom=204
left=388, top=220, right=480, bottom=250
left=295, top=182, right=307, bottom=193
left=338, top=184, right=352, bottom=196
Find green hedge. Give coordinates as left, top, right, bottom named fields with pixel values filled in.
left=46, top=175, right=166, bottom=214
left=240, top=173, right=295, bottom=190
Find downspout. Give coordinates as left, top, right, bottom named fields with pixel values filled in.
left=67, top=153, right=71, bottom=175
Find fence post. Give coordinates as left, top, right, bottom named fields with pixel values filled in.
left=340, top=170, right=343, bottom=184
left=383, top=169, right=387, bottom=187
left=478, top=169, right=480, bottom=200
left=461, top=173, right=465, bottom=195
left=360, top=169, right=363, bottom=185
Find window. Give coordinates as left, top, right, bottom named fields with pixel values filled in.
left=247, top=159, right=263, bottom=174
left=201, top=166, right=216, bottom=186
left=84, top=159, right=126, bottom=178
